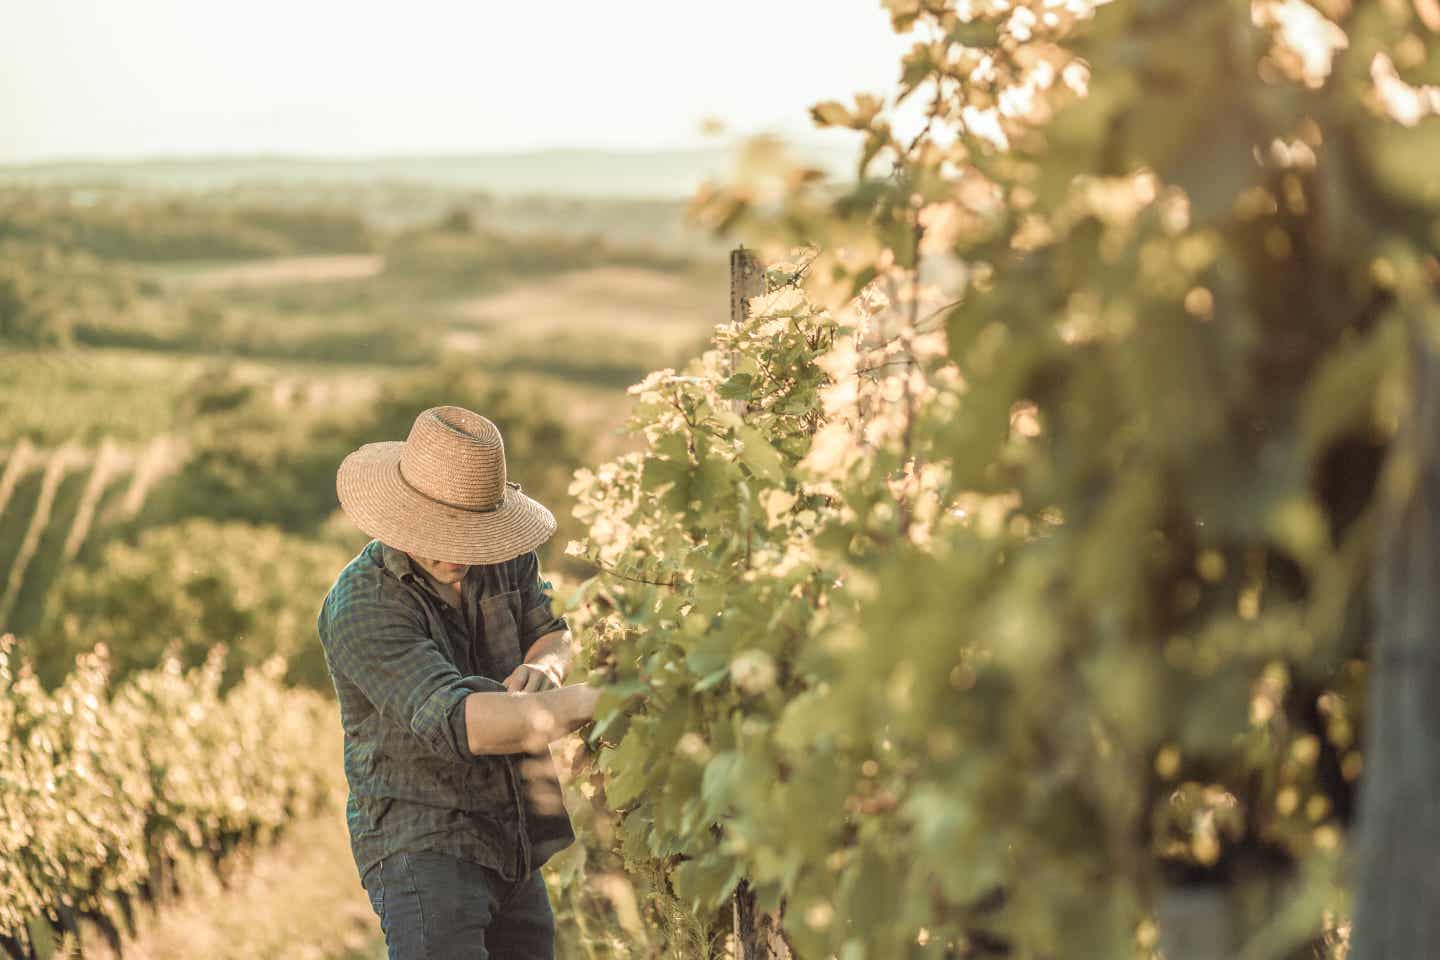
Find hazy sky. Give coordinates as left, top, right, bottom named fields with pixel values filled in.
left=0, top=1, right=913, bottom=162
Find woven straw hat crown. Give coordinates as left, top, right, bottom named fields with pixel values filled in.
left=400, top=406, right=509, bottom=512
left=336, top=405, right=556, bottom=565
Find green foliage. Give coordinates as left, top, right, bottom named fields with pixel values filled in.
left=0, top=262, right=68, bottom=346
left=33, top=519, right=352, bottom=691
left=133, top=369, right=368, bottom=536
left=571, top=0, right=1440, bottom=955
left=0, top=191, right=372, bottom=261
left=0, top=351, right=226, bottom=447
left=542, top=736, right=727, bottom=959
left=0, top=240, right=148, bottom=348
left=566, top=283, right=845, bottom=955
left=0, top=634, right=340, bottom=953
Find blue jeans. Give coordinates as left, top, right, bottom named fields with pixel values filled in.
left=362, top=849, right=556, bottom=959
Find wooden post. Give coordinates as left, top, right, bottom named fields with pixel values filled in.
left=732, top=879, right=791, bottom=960
left=730, top=247, right=766, bottom=326
left=1350, top=332, right=1440, bottom=958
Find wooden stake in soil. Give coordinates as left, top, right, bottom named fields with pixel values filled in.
left=729, top=247, right=765, bottom=417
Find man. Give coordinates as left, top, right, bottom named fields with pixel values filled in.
left=318, top=404, right=601, bottom=959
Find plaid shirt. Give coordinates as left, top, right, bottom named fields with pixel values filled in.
left=317, top=538, right=575, bottom=885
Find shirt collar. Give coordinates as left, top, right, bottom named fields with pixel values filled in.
left=375, top=539, right=420, bottom=582
left=373, top=539, right=480, bottom=597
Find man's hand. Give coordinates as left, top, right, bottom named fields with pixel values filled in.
left=506, top=629, right=573, bottom=692
left=503, top=661, right=560, bottom=693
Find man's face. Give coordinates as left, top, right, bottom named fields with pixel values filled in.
left=406, top=552, right=471, bottom=586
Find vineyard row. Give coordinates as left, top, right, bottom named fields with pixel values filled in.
left=0, top=635, right=341, bottom=959
left=0, top=436, right=185, bottom=634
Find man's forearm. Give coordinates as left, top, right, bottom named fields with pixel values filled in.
left=464, top=682, right=598, bottom=756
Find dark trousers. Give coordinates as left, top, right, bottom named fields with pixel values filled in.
left=362, top=849, right=556, bottom=959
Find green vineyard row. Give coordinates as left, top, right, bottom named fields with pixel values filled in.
left=0, top=634, right=341, bottom=957
left=0, top=436, right=184, bottom=636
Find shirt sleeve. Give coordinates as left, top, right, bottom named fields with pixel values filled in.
left=515, top=550, right=569, bottom=656
left=447, top=675, right=509, bottom=761
left=320, top=587, right=477, bottom=763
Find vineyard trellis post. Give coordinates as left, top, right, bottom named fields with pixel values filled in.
left=724, top=246, right=793, bottom=960
left=729, top=247, right=765, bottom=418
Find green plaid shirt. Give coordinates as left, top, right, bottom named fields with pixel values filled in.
left=317, top=539, right=575, bottom=885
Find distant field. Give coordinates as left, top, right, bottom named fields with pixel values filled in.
left=0, top=347, right=387, bottom=446
left=448, top=263, right=723, bottom=351
left=159, top=253, right=384, bottom=290
left=4, top=261, right=722, bottom=484
left=439, top=264, right=724, bottom=452
left=0, top=144, right=853, bottom=199
left=1, top=349, right=203, bottom=444
left=1, top=183, right=726, bottom=631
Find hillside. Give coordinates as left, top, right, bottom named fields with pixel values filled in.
left=0, top=143, right=856, bottom=198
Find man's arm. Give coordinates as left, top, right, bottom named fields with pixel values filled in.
left=321, top=590, right=483, bottom=764
left=462, top=682, right=599, bottom=755
left=323, top=583, right=598, bottom=759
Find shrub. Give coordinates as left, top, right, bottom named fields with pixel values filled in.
left=35, top=519, right=352, bottom=691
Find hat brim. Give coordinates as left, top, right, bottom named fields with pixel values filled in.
left=336, top=441, right=556, bottom=565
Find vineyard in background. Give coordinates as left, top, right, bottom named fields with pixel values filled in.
left=0, top=158, right=726, bottom=955
left=0, top=437, right=185, bottom=638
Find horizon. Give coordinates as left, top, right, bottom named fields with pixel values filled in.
left=0, top=135, right=857, bottom=168
left=0, top=138, right=864, bottom=199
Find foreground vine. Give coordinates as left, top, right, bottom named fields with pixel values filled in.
left=564, top=0, right=1440, bottom=955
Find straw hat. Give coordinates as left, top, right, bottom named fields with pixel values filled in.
left=336, top=405, right=556, bottom=565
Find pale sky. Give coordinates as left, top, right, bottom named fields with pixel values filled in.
left=0, top=1, right=914, bottom=162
